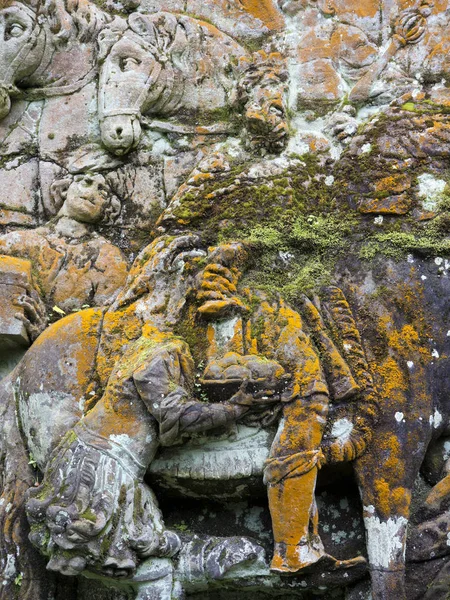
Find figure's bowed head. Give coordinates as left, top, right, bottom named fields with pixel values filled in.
left=54, top=172, right=121, bottom=226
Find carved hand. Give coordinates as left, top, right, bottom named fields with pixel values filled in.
left=197, top=263, right=249, bottom=318
left=202, top=352, right=292, bottom=408
left=13, top=284, right=48, bottom=342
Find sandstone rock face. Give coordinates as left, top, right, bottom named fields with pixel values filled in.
left=0, top=1, right=449, bottom=599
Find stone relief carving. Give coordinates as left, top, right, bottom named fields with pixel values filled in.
left=0, top=0, right=449, bottom=599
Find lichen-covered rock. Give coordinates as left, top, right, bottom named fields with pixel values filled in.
left=0, top=0, right=450, bottom=599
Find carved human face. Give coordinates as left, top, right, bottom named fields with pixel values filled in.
left=64, top=174, right=110, bottom=224
left=0, top=2, right=38, bottom=119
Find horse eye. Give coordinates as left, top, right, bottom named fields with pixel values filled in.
left=6, top=23, right=25, bottom=39
left=119, top=57, right=141, bottom=71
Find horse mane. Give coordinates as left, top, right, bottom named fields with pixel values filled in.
left=37, top=0, right=114, bottom=44
left=127, top=12, right=201, bottom=67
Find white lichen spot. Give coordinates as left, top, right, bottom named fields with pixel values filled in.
left=340, top=498, right=349, bottom=510
left=5, top=503, right=12, bottom=514
left=330, top=418, right=354, bottom=444
left=325, top=175, right=334, bottom=186
left=3, top=554, right=16, bottom=581
left=407, top=254, right=415, bottom=264
left=395, top=412, right=404, bottom=423
left=279, top=251, right=294, bottom=265
left=417, top=173, right=446, bottom=212
left=361, top=143, right=372, bottom=154
left=213, top=316, right=239, bottom=348
left=446, top=532, right=450, bottom=547
left=443, top=441, right=450, bottom=461
left=374, top=216, right=383, bottom=225
left=432, top=349, right=440, bottom=359
left=78, top=396, right=86, bottom=412
left=332, top=530, right=348, bottom=544
left=435, top=257, right=444, bottom=266
left=421, top=275, right=427, bottom=281
left=363, top=514, right=408, bottom=568
left=407, top=361, right=414, bottom=369
left=429, top=409, right=443, bottom=429
left=243, top=506, right=265, bottom=535
left=110, top=433, right=133, bottom=448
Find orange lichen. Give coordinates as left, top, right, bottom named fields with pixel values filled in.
left=374, top=174, right=411, bottom=195
left=238, top=0, right=285, bottom=31
left=34, top=308, right=103, bottom=391
left=425, top=474, right=450, bottom=510
left=96, top=304, right=143, bottom=387
left=372, top=478, right=411, bottom=519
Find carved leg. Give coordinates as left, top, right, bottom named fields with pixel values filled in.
left=356, top=472, right=412, bottom=600
left=265, top=395, right=329, bottom=573
left=268, top=467, right=326, bottom=572
left=356, top=447, right=415, bottom=600
left=25, top=426, right=180, bottom=579
left=265, top=394, right=363, bottom=573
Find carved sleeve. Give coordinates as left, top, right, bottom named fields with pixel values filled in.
left=271, top=303, right=329, bottom=401
left=133, top=338, right=239, bottom=446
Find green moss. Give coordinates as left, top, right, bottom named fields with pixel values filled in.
left=80, top=508, right=97, bottom=523
left=173, top=304, right=209, bottom=366
left=172, top=521, right=190, bottom=533
left=290, top=214, right=352, bottom=251
left=248, top=225, right=286, bottom=250
left=360, top=228, right=450, bottom=261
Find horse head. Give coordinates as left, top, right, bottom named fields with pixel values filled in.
left=0, top=1, right=46, bottom=118
left=98, top=12, right=191, bottom=155
left=0, top=0, right=113, bottom=120
left=98, top=12, right=289, bottom=157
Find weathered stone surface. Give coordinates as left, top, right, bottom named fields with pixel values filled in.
left=0, top=256, right=31, bottom=348
left=1, top=0, right=450, bottom=599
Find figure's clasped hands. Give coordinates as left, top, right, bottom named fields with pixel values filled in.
left=201, top=352, right=292, bottom=417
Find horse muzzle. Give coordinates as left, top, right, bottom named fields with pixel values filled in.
left=100, top=114, right=142, bottom=155
left=0, top=86, right=12, bottom=120
left=0, top=82, right=21, bottom=120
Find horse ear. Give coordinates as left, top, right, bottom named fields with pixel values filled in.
left=97, top=17, right=127, bottom=62
left=128, top=13, right=157, bottom=43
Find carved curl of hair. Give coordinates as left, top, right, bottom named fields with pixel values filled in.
left=102, top=193, right=121, bottom=225
left=37, top=0, right=113, bottom=45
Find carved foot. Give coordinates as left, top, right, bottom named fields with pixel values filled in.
left=270, top=542, right=366, bottom=575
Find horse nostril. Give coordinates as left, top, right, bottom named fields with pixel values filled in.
left=116, top=126, right=123, bottom=138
